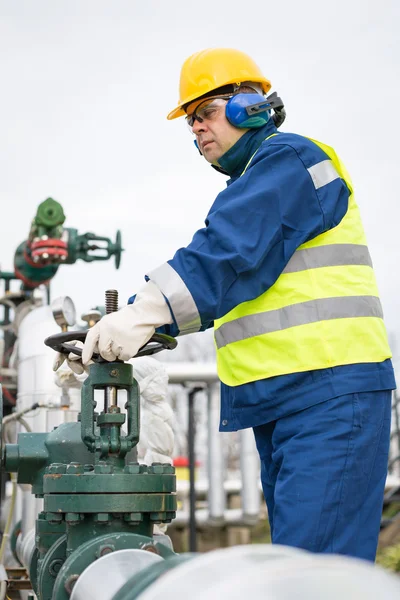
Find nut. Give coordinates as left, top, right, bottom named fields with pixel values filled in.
left=94, top=462, right=113, bottom=474
left=141, top=542, right=160, bottom=555
left=96, top=544, right=115, bottom=558
left=47, top=463, right=66, bottom=474
left=124, top=512, right=143, bottom=523
left=150, top=512, right=167, bottom=523
left=163, top=465, right=175, bottom=474
left=65, top=512, right=80, bottom=524
left=49, top=558, right=64, bottom=577
left=66, top=463, right=84, bottom=474
left=94, top=513, right=112, bottom=524
left=64, top=574, right=79, bottom=594
left=124, top=464, right=140, bottom=474
left=46, top=513, right=63, bottom=524
left=148, top=464, right=163, bottom=474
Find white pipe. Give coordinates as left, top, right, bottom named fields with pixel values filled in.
left=239, top=429, right=261, bottom=523
left=163, top=363, right=218, bottom=384
left=207, top=383, right=226, bottom=522
left=173, top=508, right=247, bottom=526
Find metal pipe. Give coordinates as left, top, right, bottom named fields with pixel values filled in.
left=16, top=527, right=36, bottom=570
left=173, top=508, right=252, bottom=527
left=207, top=383, right=225, bottom=522
left=239, top=428, right=261, bottom=523
left=163, top=363, right=218, bottom=384
left=188, top=389, right=196, bottom=552
left=187, top=387, right=204, bottom=552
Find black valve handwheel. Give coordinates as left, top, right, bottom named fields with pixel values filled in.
left=44, top=330, right=177, bottom=361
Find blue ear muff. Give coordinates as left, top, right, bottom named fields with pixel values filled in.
left=225, top=93, right=272, bottom=129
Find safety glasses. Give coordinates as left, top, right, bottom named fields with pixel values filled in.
left=185, top=96, right=232, bottom=133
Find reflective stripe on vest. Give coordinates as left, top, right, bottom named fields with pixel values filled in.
left=214, top=135, right=391, bottom=387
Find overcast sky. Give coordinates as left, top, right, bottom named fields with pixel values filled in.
left=1, top=1, right=400, bottom=363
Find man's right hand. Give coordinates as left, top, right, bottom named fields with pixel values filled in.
left=53, top=340, right=92, bottom=374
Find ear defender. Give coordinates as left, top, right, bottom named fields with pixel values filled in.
left=225, top=93, right=272, bottom=128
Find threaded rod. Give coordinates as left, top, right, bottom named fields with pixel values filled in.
left=105, top=289, right=118, bottom=314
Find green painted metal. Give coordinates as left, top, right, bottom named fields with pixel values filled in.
left=81, top=362, right=139, bottom=457
left=36, top=513, right=66, bottom=556
left=64, top=516, right=155, bottom=555
left=45, top=493, right=177, bottom=516
left=43, top=469, right=176, bottom=494
left=29, top=548, right=40, bottom=596
left=52, top=532, right=175, bottom=600
left=1, top=342, right=177, bottom=600
left=33, top=198, right=66, bottom=234
left=65, top=228, right=123, bottom=268
left=12, top=198, right=123, bottom=290
left=4, top=423, right=94, bottom=494
left=32, top=514, right=67, bottom=597
left=37, top=535, right=67, bottom=600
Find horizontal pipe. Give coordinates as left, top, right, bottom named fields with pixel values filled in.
left=162, top=363, right=219, bottom=384
left=172, top=508, right=259, bottom=527
left=176, top=478, right=263, bottom=496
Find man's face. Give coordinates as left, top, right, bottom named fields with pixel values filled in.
left=186, top=97, right=247, bottom=165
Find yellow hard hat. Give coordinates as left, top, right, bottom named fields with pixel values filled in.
left=167, top=48, right=272, bottom=120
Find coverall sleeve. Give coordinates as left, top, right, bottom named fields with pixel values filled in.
left=146, top=141, right=349, bottom=335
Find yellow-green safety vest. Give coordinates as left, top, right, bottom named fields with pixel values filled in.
left=214, top=136, right=392, bottom=387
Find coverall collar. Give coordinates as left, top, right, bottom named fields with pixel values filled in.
left=215, top=119, right=278, bottom=180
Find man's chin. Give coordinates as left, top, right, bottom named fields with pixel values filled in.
left=203, top=147, right=222, bottom=165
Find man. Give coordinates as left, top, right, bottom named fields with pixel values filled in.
left=58, top=48, right=396, bottom=561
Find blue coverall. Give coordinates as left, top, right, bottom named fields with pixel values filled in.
left=133, top=118, right=396, bottom=560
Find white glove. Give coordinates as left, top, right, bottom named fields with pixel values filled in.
left=53, top=340, right=93, bottom=375
left=82, top=281, right=172, bottom=364
left=54, top=365, right=88, bottom=389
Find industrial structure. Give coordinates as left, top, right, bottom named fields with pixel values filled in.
left=0, top=199, right=399, bottom=598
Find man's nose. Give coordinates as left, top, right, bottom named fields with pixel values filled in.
left=192, top=117, right=207, bottom=134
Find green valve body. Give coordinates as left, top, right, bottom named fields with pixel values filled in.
left=3, top=361, right=176, bottom=599
left=31, top=197, right=66, bottom=239
left=11, top=197, right=123, bottom=289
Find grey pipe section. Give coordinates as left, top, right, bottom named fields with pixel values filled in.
left=163, top=363, right=218, bottom=384
left=207, top=383, right=226, bottom=522
left=16, top=527, right=35, bottom=570
left=239, top=428, right=261, bottom=523
left=173, top=508, right=251, bottom=527
left=21, top=493, right=43, bottom=540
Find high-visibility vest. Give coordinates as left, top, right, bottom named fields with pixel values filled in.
left=214, top=136, right=392, bottom=387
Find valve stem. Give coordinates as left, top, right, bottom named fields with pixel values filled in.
left=105, top=289, right=118, bottom=314
left=105, top=289, right=119, bottom=413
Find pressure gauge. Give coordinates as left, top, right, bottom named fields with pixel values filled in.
left=51, top=296, right=77, bottom=331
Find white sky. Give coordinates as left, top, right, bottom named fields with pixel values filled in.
left=1, top=1, right=400, bottom=361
